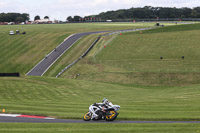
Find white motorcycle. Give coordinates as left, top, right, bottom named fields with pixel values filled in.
left=83, top=104, right=120, bottom=121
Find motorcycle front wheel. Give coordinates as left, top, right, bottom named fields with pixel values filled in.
left=83, top=111, right=91, bottom=121
left=105, top=110, right=118, bottom=121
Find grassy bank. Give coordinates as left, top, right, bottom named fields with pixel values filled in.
left=0, top=123, right=199, bottom=133
left=60, top=23, right=200, bottom=86
left=44, top=33, right=102, bottom=77
left=0, top=23, right=199, bottom=133
left=0, top=77, right=200, bottom=121
left=0, top=22, right=155, bottom=75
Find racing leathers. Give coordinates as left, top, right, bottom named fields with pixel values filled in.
left=89, top=102, right=113, bottom=119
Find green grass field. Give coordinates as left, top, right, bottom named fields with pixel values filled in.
left=0, top=76, right=200, bottom=121
left=0, top=22, right=155, bottom=75
left=0, top=123, right=199, bottom=133
left=60, top=23, right=200, bottom=86
left=0, top=22, right=200, bottom=132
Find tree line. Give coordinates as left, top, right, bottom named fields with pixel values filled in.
left=1, top=6, right=200, bottom=23
left=95, top=6, right=200, bottom=20
left=67, top=6, right=200, bottom=22
left=0, top=13, right=29, bottom=22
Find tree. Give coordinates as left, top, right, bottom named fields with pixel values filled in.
left=15, top=17, right=25, bottom=23
left=181, top=7, right=192, bottom=18
left=34, top=15, right=40, bottom=21
left=0, top=13, right=29, bottom=22
left=67, top=16, right=73, bottom=22
left=92, top=6, right=200, bottom=20
left=193, top=7, right=200, bottom=17
left=74, top=16, right=81, bottom=22
left=44, top=16, right=49, bottom=19
left=21, top=13, right=30, bottom=21
left=191, top=10, right=198, bottom=18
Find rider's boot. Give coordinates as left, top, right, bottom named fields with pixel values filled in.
left=91, top=114, right=98, bottom=120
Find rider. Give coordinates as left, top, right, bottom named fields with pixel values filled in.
left=89, top=98, right=113, bottom=119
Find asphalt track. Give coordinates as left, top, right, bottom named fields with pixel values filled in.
left=26, top=31, right=108, bottom=76
left=0, top=116, right=200, bottom=123
left=26, top=28, right=153, bottom=76
left=23, top=24, right=199, bottom=124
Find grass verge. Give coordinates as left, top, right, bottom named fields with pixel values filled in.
left=0, top=123, right=199, bottom=133
left=0, top=77, right=200, bottom=121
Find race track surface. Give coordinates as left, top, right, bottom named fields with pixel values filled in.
left=26, top=28, right=153, bottom=76
left=26, top=31, right=107, bottom=76
left=0, top=116, right=200, bottom=123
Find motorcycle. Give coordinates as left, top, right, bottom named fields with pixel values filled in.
left=83, top=104, right=120, bottom=121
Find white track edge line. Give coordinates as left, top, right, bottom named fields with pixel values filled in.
left=41, top=35, right=83, bottom=76
left=45, top=117, right=55, bottom=120
left=0, top=114, right=55, bottom=119
left=0, top=114, right=21, bottom=117
left=26, top=34, right=75, bottom=76
left=27, top=28, right=153, bottom=76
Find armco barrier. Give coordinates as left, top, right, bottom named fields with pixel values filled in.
left=0, top=73, right=20, bottom=77
left=82, top=36, right=101, bottom=58
left=56, top=36, right=101, bottom=78
left=56, top=27, right=156, bottom=78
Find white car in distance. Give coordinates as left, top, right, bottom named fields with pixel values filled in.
left=9, top=31, right=15, bottom=35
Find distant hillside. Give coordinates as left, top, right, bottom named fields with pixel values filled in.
left=61, top=23, right=200, bottom=86
left=89, top=6, right=200, bottom=20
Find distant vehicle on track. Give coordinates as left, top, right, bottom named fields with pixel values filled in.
left=106, top=20, right=112, bottom=22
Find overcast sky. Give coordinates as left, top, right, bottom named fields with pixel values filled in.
left=0, top=0, right=199, bottom=21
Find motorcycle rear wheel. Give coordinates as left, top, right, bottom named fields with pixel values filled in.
left=105, top=110, right=118, bottom=121
left=83, top=111, right=91, bottom=121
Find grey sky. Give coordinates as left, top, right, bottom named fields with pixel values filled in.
left=0, top=0, right=199, bottom=20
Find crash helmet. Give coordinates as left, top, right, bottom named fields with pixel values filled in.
left=102, top=98, right=109, bottom=104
